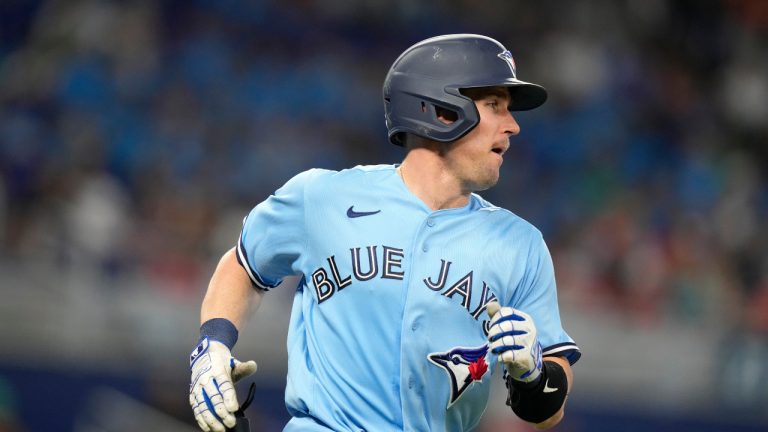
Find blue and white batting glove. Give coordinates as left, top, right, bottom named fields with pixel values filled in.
left=189, top=337, right=257, bottom=432
left=486, top=301, right=543, bottom=385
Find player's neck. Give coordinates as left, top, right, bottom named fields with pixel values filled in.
left=398, top=150, right=471, bottom=211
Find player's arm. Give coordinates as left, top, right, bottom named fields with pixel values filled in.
left=189, top=248, right=260, bottom=432
left=189, top=169, right=314, bottom=431
left=202, top=247, right=264, bottom=328
left=487, top=302, right=573, bottom=430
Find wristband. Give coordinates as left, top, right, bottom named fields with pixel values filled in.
left=199, top=318, right=239, bottom=350
left=506, top=360, right=568, bottom=424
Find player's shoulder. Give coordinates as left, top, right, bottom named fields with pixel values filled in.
left=281, top=167, right=338, bottom=190
left=312, top=164, right=396, bottom=185
left=285, top=164, right=395, bottom=192
left=298, top=164, right=393, bottom=177
left=289, top=167, right=337, bottom=182
left=340, top=164, right=397, bottom=178
left=470, top=194, right=544, bottom=240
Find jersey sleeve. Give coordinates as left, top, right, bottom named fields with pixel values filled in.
left=236, top=169, right=318, bottom=291
left=510, top=233, right=581, bottom=365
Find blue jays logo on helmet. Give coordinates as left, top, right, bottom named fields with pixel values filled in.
left=497, top=50, right=517, bottom=77
left=428, top=344, right=490, bottom=408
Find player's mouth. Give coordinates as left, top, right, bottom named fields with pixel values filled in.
left=491, top=142, right=509, bottom=157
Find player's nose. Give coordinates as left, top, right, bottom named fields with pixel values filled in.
left=503, top=111, right=521, bottom=136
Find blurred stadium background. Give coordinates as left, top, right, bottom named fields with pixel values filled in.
left=1, top=0, right=767, bottom=431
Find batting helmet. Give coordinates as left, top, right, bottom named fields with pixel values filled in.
left=383, top=34, right=547, bottom=146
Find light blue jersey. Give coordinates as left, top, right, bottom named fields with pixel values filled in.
left=237, top=164, right=580, bottom=432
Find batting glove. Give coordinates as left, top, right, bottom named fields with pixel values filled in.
left=486, top=301, right=543, bottom=385
left=189, top=337, right=257, bottom=432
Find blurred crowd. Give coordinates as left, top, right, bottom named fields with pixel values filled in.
left=1, top=0, right=767, bottom=343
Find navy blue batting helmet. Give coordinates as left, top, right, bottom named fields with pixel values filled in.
left=383, top=34, right=547, bottom=146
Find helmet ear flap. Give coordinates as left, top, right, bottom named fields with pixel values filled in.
left=385, top=77, right=480, bottom=146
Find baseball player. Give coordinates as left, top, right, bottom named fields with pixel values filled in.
left=189, top=34, right=580, bottom=432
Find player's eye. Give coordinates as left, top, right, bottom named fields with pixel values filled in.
left=486, top=98, right=504, bottom=112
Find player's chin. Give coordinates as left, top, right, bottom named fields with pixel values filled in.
left=471, top=171, right=500, bottom=192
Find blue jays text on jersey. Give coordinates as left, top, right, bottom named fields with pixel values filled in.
left=236, top=165, right=580, bottom=432
left=310, top=246, right=498, bottom=331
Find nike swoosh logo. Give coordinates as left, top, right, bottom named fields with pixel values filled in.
left=543, top=379, right=559, bottom=393
left=347, top=206, right=381, bottom=218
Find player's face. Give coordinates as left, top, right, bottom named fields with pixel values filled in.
left=442, top=87, right=520, bottom=192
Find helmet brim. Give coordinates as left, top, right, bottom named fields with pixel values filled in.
left=461, top=79, right=548, bottom=111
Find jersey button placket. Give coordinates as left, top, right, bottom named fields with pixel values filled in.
left=423, top=218, right=435, bottom=252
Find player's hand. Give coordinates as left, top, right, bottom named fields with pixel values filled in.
left=189, top=337, right=257, bottom=432
left=486, top=301, right=543, bottom=384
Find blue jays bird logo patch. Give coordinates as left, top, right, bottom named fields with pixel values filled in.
left=428, top=344, right=490, bottom=408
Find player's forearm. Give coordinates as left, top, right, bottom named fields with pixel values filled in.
left=190, top=247, right=260, bottom=431
left=530, top=356, right=573, bottom=430
left=201, top=247, right=263, bottom=330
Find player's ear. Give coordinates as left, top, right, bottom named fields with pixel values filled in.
left=435, top=106, right=458, bottom=124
